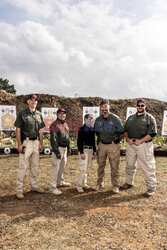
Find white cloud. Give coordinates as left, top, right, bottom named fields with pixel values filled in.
left=59, top=76, right=71, bottom=87
left=6, top=0, right=53, bottom=19
left=0, top=0, right=167, bottom=100
left=69, top=47, right=93, bottom=68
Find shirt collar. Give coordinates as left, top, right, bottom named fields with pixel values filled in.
left=56, top=118, right=65, bottom=124
left=136, top=111, right=146, bottom=117
left=27, top=108, right=36, bottom=114
left=102, top=112, right=111, bottom=120
left=84, top=124, right=94, bottom=131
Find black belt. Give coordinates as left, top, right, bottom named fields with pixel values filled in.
left=100, top=140, right=113, bottom=144
left=23, top=137, right=38, bottom=141
left=84, top=146, right=93, bottom=149
left=29, top=137, right=38, bottom=141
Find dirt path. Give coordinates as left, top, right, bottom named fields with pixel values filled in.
left=0, top=155, right=166, bottom=249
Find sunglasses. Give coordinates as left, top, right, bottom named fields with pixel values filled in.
left=137, top=104, right=145, bottom=107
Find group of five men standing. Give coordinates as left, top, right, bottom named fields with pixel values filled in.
left=14, top=94, right=157, bottom=199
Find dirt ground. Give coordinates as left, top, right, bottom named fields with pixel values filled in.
left=0, top=155, right=166, bottom=250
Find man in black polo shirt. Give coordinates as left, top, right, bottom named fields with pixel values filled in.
left=76, top=114, right=96, bottom=193
left=122, top=99, right=157, bottom=197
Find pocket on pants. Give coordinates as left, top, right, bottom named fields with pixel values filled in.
left=97, top=142, right=101, bottom=152
left=144, top=143, right=155, bottom=164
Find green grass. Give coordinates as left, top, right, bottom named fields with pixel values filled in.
left=0, top=136, right=167, bottom=149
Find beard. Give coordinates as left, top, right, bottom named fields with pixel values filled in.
left=138, top=109, right=144, bottom=113
left=102, top=110, right=108, bottom=114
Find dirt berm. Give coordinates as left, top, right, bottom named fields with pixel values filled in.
left=0, top=90, right=167, bottom=136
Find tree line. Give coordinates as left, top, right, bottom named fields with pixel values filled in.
left=0, top=77, right=16, bottom=94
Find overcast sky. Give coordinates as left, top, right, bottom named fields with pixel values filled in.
left=0, top=0, right=167, bottom=100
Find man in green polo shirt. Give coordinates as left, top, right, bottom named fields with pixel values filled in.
left=94, top=100, right=124, bottom=194
left=14, top=94, right=45, bottom=199
left=121, top=99, right=157, bottom=197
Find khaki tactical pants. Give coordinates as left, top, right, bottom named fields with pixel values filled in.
left=50, top=147, right=67, bottom=191
left=97, top=142, right=120, bottom=187
left=16, top=139, right=40, bottom=193
left=77, top=148, right=93, bottom=188
left=125, top=142, right=156, bottom=190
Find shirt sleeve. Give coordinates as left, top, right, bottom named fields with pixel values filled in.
left=94, top=119, right=99, bottom=137
left=14, top=112, right=23, bottom=128
left=39, top=114, right=45, bottom=129
left=124, top=119, right=128, bottom=132
left=50, top=123, right=60, bottom=155
left=67, top=136, right=71, bottom=153
left=77, top=127, right=84, bottom=154
left=115, top=117, right=124, bottom=134
left=93, top=131, right=96, bottom=152
left=147, top=116, right=157, bottom=137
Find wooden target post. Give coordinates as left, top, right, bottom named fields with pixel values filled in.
left=0, top=130, right=2, bottom=143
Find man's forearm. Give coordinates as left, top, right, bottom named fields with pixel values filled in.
left=124, top=132, right=129, bottom=140
left=140, top=134, right=152, bottom=143
left=16, top=128, right=22, bottom=145
left=39, top=128, right=43, bottom=144
left=120, top=133, right=125, bottom=140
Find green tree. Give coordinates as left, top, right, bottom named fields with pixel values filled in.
left=0, top=77, right=16, bottom=94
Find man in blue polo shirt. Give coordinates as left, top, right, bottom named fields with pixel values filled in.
left=94, top=100, right=124, bottom=193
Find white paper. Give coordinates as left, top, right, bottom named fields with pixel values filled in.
left=162, top=110, right=167, bottom=136
left=0, top=105, right=16, bottom=131
left=41, top=107, right=58, bottom=132
left=126, top=107, right=137, bottom=120
left=83, top=107, right=100, bottom=124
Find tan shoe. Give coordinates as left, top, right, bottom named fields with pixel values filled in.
left=76, top=187, right=84, bottom=193
left=16, top=192, right=24, bottom=199
left=57, top=182, right=71, bottom=187
left=83, top=185, right=90, bottom=190
left=52, top=189, right=62, bottom=195
left=31, top=187, right=44, bottom=193
left=146, top=189, right=155, bottom=197
left=112, top=186, right=120, bottom=194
